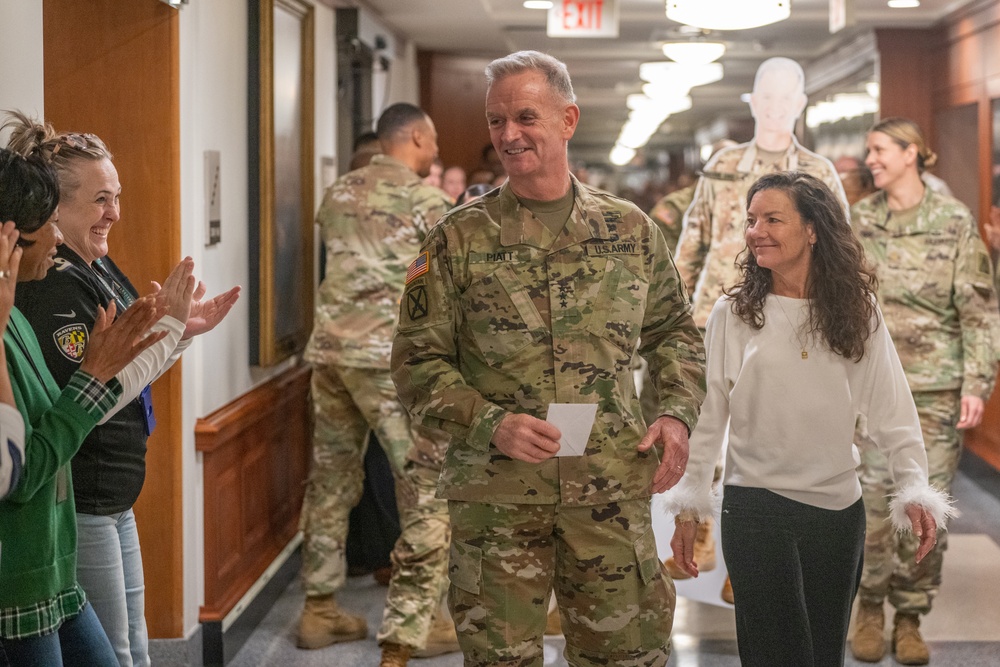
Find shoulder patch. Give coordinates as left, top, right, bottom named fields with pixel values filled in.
left=405, top=284, right=429, bottom=321
left=54, top=323, right=88, bottom=363
left=405, top=252, right=429, bottom=285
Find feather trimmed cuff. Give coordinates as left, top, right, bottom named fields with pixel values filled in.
left=658, top=481, right=719, bottom=523
left=888, top=483, right=957, bottom=534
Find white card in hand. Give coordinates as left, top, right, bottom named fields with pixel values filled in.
left=545, top=403, right=598, bottom=457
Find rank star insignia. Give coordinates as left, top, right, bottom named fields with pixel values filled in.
left=54, top=323, right=88, bottom=362
left=406, top=285, right=429, bottom=320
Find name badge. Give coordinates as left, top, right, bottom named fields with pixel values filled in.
left=140, top=385, right=157, bottom=437
left=585, top=241, right=640, bottom=256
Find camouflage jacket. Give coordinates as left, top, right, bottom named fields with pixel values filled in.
left=304, top=155, right=452, bottom=368
left=853, top=188, right=1000, bottom=398
left=648, top=185, right=694, bottom=252
left=391, top=176, right=706, bottom=506
left=675, top=138, right=847, bottom=327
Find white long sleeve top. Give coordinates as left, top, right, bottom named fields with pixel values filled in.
left=0, top=403, right=25, bottom=499
left=665, top=295, right=952, bottom=530
left=97, top=315, right=189, bottom=424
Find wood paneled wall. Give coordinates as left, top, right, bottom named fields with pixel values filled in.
left=878, top=1, right=1000, bottom=470
left=196, top=365, right=311, bottom=623
left=42, top=0, right=184, bottom=637
left=418, top=52, right=494, bottom=177
left=927, top=0, right=1000, bottom=469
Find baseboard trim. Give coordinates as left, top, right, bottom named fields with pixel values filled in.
left=960, top=449, right=1000, bottom=502
left=202, top=539, right=303, bottom=666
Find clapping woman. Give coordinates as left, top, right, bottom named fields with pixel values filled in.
left=0, top=148, right=165, bottom=666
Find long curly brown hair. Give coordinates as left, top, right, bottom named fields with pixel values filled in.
left=726, top=171, right=878, bottom=361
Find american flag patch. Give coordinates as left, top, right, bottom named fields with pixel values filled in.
left=405, top=252, right=429, bottom=284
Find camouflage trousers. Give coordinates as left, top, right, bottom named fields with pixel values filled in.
left=300, top=364, right=450, bottom=648
left=377, top=462, right=451, bottom=649
left=447, top=499, right=675, bottom=667
left=856, top=389, right=962, bottom=615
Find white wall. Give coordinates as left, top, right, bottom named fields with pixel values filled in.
left=0, top=1, right=44, bottom=141
left=176, top=0, right=339, bottom=636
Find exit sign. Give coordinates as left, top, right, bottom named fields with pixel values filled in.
left=547, top=0, right=619, bottom=38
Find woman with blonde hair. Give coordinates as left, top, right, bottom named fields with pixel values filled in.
left=4, top=112, right=239, bottom=667
left=850, top=117, right=1000, bottom=665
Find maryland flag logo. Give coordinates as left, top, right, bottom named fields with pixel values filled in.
left=54, top=324, right=88, bottom=362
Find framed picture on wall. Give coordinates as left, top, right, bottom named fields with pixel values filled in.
left=249, top=0, right=315, bottom=366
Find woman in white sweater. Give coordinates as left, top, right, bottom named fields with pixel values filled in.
left=666, top=171, right=952, bottom=666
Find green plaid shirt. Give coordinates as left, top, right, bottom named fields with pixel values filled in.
left=0, top=371, right=118, bottom=639
left=0, top=584, right=86, bottom=640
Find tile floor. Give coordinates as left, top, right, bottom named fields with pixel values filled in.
left=229, top=456, right=1000, bottom=666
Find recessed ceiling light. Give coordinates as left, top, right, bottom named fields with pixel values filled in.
left=523, top=1, right=554, bottom=9
left=887, top=0, right=920, bottom=7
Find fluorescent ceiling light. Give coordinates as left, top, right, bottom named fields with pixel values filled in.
left=523, top=1, right=554, bottom=9
left=666, top=0, right=790, bottom=31
left=610, top=144, right=637, bottom=166
left=662, top=42, right=726, bottom=65
left=887, top=0, right=920, bottom=7
left=639, top=62, right=723, bottom=89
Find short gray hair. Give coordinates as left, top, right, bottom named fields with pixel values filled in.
left=485, top=51, right=576, bottom=104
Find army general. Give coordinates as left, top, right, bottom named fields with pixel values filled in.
left=391, top=51, right=706, bottom=667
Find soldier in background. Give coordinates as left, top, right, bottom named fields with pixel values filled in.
left=297, top=102, right=458, bottom=664
left=391, top=51, right=706, bottom=666
left=668, top=58, right=847, bottom=597
left=851, top=117, right=1000, bottom=665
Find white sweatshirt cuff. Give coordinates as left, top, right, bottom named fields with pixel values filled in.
left=659, top=478, right=719, bottom=522
left=888, top=483, right=957, bottom=533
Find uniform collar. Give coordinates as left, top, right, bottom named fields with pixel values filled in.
left=497, top=173, right=614, bottom=252
left=869, top=186, right=936, bottom=233
left=368, top=153, right=419, bottom=178
left=735, top=135, right=802, bottom=173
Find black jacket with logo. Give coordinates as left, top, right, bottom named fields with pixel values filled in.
left=16, top=245, right=148, bottom=514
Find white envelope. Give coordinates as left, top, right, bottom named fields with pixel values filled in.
left=545, top=403, right=598, bottom=457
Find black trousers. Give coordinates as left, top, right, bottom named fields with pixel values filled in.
left=721, top=486, right=865, bottom=667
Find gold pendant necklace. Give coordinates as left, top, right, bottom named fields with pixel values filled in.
left=774, top=296, right=809, bottom=360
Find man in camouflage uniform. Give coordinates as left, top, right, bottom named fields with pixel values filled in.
left=391, top=51, right=706, bottom=667
left=666, top=58, right=847, bottom=586
left=852, top=184, right=999, bottom=663
left=298, top=102, right=457, bottom=663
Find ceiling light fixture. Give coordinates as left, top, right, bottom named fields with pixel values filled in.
left=887, top=0, right=920, bottom=7
left=662, top=41, right=726, bottom=65
left=666, top=0, right=790, bottom=31
left=610, top=144, right=637, bottom=167
left=639, top=62, right=724, bottom=89
left=523, top=1, right=554, bottom=9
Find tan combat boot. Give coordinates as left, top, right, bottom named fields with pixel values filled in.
left=720, top=576, right=734, bottom=605
left=413, top=610, right=460, bottom=657
left=663, top=518, right=716, bottom=580
left=296, top=594, right=368, bottom=649
left=850, top=601, right=886, bottom=662
left=893, top=612, right=930, bottom=665
left=544, top=606, right=562, bottom=636
left=380, top=642, right=412, bottom=667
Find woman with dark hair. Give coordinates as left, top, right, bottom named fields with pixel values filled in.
left=850, top=118, right=1000, bottom=664
left=4, top=112, right=240, bottom=667
left=0, top=147, right=164, bottom=665
left=665, top=171, right=952, bottom=666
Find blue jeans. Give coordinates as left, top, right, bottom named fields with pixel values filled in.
left=0, top=602, right=117, bottom=666
left=76, top=510, right=150, bottom=667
